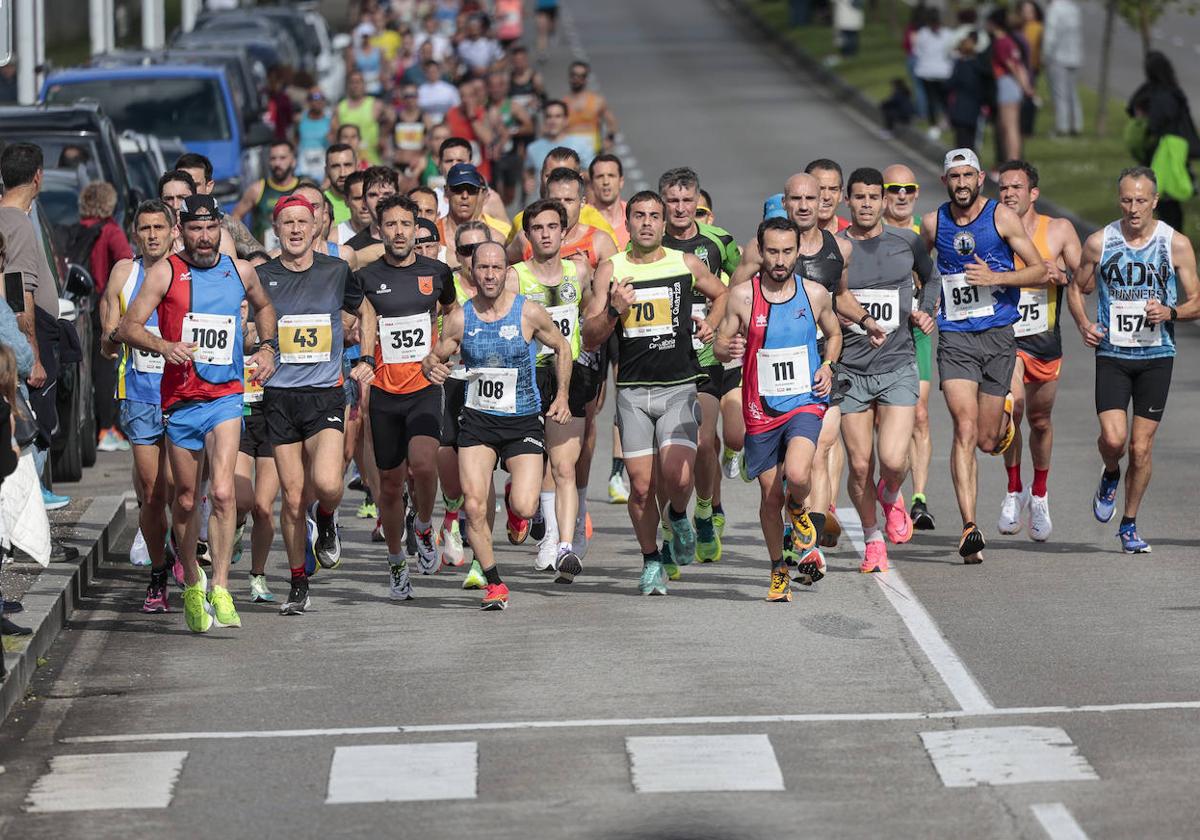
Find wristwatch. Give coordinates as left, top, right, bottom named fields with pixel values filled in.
left=607, top=303, right=620, bottom=320
left=354, top=356, right=374, bottom=367
left=1169, top=306, right=1178, bottom=321
left=106, top=328, right=120, bottom=344
left=857, top=312, right=873, bottom=328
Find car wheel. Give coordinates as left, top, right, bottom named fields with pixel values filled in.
left=53, top=379, right=84, bottom=483
left=81, top=404, right=97, bottom=468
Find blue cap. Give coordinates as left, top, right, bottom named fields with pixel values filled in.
left=763, top=193, right=786, bottom=220
left=446, top=162, right=486, bottom=189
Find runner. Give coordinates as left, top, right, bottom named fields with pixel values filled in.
left=807, top=158, right=853, bottom=233
left=920, top=148, right=1046, bottom=564
left=562, top=60, right=617, bottom=159
left=512, top=146, right=617, bottom=243
left=232, top=140, right=300, bottom=248
left=98, top=200, right=176, bottom=612
left=581, top=191, right=730, bottom=593
left=589, top=153, right=628, bottom=248
left=174, top=153, right=264, bottom=258
left=837, top=168, right=939, bottom=573
left=996, top=160, right=1081, bottom=541
left=332, top=70, right=389, bottom=166
left=881, top=164, right=937, bottom=531
left=117, top=194, right=278, bottom=633
left=334, top=171, right=369, bottom=246
left=353, top=195, right=457, bottom=598
left=1066, top=166, right=1199, bottom=554
left=714, top=216, right=841, bottom=601
left=432, top=137, right=510, bottom=222
left=345, top=165, right=398, bottom=253
left=437, top=163, right=512, bottom=268
left=510, top=167, right=617, bottom=268
left=422, top=240, right=574, bottom=609
left=324, top=143, right=359, bottom=227
left=158, top=170, right=236, bottom=258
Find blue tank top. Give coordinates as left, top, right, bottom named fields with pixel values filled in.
left=298, top=114, right=332, bottom=153
left=934, top=200, right=1019, bottom=332
left=744, top=274, right=825, bottom=424
left=461, top=294, right=540, bottom=417
left=117, top=259, right=163, bottom=404
left=1096, top=220, right=1178, bottom=359
left=187, top=254, right=245, bottom=388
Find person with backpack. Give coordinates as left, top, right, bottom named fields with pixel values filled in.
left=66, top=181, right=132, bottom=452
left=1127, top=51, right=1200, bottom=232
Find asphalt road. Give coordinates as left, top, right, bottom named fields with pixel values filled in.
left=2, top=2, right=1199, bottom=838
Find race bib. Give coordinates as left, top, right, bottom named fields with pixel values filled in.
left=379, top=313, right=431, bottom=364
left=182, top=312, right=236, bottom=366
left=1014, top=288, right=1049, bottom=338
left=756, top=346, right=812, bottom=397
left=941, top=273, right=995, bottom=321
left=243, top=361, right=263, bottom=404
left=848, top=288, right=900, bottom=335
left=449, top=361, right=469, bottom=381
left=620, top=286, right=673, bottom=338
left=394, top=121, right=425, bottom=151
left=691, top=303, right=710, bottom=351
left=539, top=304, right=577, bottom=357
left=132, top=326, right=164, bottom=374
left=300, top=148, right=325, bottom=176
left=278, top=314, right=333, bottom=364
left=1108, top=299, right=1163, bottom=348
left=465, top=367, right=518, bottom=414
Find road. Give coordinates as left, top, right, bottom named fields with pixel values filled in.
left=2, top=1, right=1199, bottom=837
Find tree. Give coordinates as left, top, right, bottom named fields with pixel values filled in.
left=1096, top=0, right=1118, bottom=135
left=1117, top=0, right=1199, bottom=55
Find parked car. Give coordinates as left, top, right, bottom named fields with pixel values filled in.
left=37, top=166, right=92, bottom=230
left=185, top=14, right=303, bottom=73
left=120, top=131, right=171, bottom=204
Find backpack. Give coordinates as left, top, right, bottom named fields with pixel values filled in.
left=59, top=221, right=105, bottom=270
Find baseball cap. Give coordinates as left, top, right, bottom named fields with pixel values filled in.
left=943, top=148, right=982, bottom=174
left=445, top=163, right=486, bottom=190
left=178, top=194, right=223, bottom=222
left=416, top=217, right=440, bottom=242
left=762, top=193, right=786, bottom=220
left=273, top=194, right=316, bottom=220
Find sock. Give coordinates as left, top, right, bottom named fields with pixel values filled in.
left=611, top=457, right=624, bottom=478
left=964, top=521, right=977, bottom=531
left=290, top=566, right=307, bottom=581
left=483, top=565, right=502, bottom=585
left=864, top=524, right=884, bottom=544
left=771, top=557, right=787, bottom=571
left=810, top=512, right=826, bottom=545
left=695, top=496, right=713, bottom=520
left=387, top=552, right=405, bottom=566
left=668, top=505, right=687, bottom=521
left=880, top=482, right=900, bottom=505
left=1103, top=467, right=1120, bottom=482
left=1120, top=516, right=1136, bottom=529
left=415, top=517, right=431, bottom=534
left=150, top=566, right=169, bottom=586
left=364, top=488, right=374, bottom=505
left=1031, top=467, right=1049, bottom=497
left=540, top=490, right=558, bottom=541
left=643, top=552, right=658, bottom=567
left=443, top=494, right=463, bottom=513
left=713, top=503, right=724, bottom=516
left=1006, top=464, right=1023, bottom=493
left=912, top=492, right=926, bottom=504
left=557, top=540, right=572, bottom=555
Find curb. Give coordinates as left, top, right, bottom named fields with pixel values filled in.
left=723, top=0, right=1099, bottom=238
left=0, top=492, right=129, bottom=723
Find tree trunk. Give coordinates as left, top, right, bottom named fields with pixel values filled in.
left=1096, top=0, right=1118, bottom=135
left=1137, top=1, right=1153, bottom=55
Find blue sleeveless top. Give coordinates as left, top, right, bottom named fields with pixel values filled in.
left=461, top=294, right=541, bottom=417
left=744, top=274, right=826, bottom=420
left=117, top=260, right=164, bottom=404
left=188, top=254, right=245, bottom=387
left=1096, top=220, right=1178, bottom=359
left=935, top=200, right=1019, bottom=332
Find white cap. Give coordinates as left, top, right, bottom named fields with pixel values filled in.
left=943, top=148, right=982, bottom=174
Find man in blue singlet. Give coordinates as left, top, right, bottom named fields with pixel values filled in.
left=1067, top=167, right=1199, bottom=554
left=920, top=148, right=1046, bottom=564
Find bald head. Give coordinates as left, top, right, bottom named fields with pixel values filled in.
left=881, top=163, right=920, bottom=228
left=782, top=173, right=819, bottom=231
left=882, top=164, right=915, bottom=184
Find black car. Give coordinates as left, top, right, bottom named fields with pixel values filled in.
left=192, top=9, right=311, bottom=73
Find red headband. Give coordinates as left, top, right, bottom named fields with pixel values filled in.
left=273, top=194, right=316, bottom=220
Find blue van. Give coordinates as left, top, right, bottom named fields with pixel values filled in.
left=41, top=65, right=271, bottom=208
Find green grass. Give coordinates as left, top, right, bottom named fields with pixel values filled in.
left=46, top=1, right=183, bottom=68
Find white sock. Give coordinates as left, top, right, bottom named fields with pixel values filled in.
left=540, top=490, right=558, bottom=542
left=558, top=540, right=572, bottom=554
left=414, top=517, right=431, bottom=533
left=864, top=524, right=884, bottom=543
left=387, top=552, right=404, bottom=565
left=880, top=482, right=900, bottom=505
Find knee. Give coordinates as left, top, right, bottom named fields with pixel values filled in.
left=207, top=480, right=235, bottom=514
left=914, top=401, right=929, bottom=430
left=551, top=458, right=576, bottom=488
left=1029, top=411, right=1052, bottom=435
left=252, top=500, right=273, bottom=524
left=1098, top=431, right=1125, bottom=457
left=627, top=472, right=652, bottom=503
left=378, top=476, right=405, bottom=502
left=976, top=427, right=999, bottom=453
left=173, top=486, right=197, bottom=516
left=279, top=488, right=305, bottom=520
left=762, top=484, right=784, bottom=512
left=1011, top=396, right=1026, bottom=426
left=1129, top=437, right=1153, bottom=466
left=954, top=419, right=978, bottom=447
left=846, top=451, right=872, bottom=482
left=464, top=495, right=489, bottom=524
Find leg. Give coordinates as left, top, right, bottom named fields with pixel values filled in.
left=166, top=442, right=205, bottom=586
left=250, top=456, right=279, bottom=576
left=460, top=445, right=500, bottom=569
left=407, top=435, right=440, bottom=523
left=659, top=444, right=698, bottom=514
left=1003, top=356, right=1028, bottom=479
left=942, top=379, right=981, bottom=527
left=201, top=417, right=242, bottom=590
left=304, top=428, right=347, bottom=514
left=874, top=403, right=916, bottom=500
left=272, top=441, right=309, bottom=574
left=975, top=390, right=1009, bottom=454
left=376, top=465, right=409, bottom=557
left=757, top=465, right=785, bottom=560
left=694, top=391, right=720, bottom=507
left=840, top=407, right=878, bottom=529
left=910, top=380, right=932, bottom=497
left=547, top=416, right=584, bottom=545
left=624, top=455, right=658, bottom=554
left=1097, top=409, right=1129, bottom=472
left=1123, top=416, right=1160, bottom=519
left=132, top=442, right=169, bottom=569
left=1025, top=378, right=1058, bottom=473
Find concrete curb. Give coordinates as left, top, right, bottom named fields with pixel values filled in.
left=0, top=492, right=129, bottom=723
left=722, top=0, right=1099, bottom=238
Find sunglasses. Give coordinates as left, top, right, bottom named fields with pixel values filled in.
left=456, top=242, right=480, bottom=257
left=884, top=183, right=919, bottom=194
left=449, top=184, right=482, bottom=195
left=416, top=237, right=437, bottom=247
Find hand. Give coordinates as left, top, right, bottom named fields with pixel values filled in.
left=100, top=335, right=120, bottom=360
left=609, top=276, right=636, bottom=315
left=1144, top=298, right=1172, bottom=325
left=27, top=359, right=46, bottom=389
left=422, top=355, right=450, bottom=384
left=163, top=341, right=197, bottom=366
left=692, top=315, right=714, bottom=345
left=1044, top=260, right=1068, bottom=286
left=344, top=319, right=362, bottom=346
left=911, top=310, right=935, bottom=336
left=866, top=318, right=887, bottom=348
left=726, top=334, right=746, bottom=360
left=813, top=363, right=832, bottom=398
left=249, top=347, right=275, bottom=383
left=350, top=359, right=375, bottom=386
left=964, top=255, right=995, bottom=286
left=547, top=394, right=572, bottom=424
left=1078, top=320, right=1105, bottom=348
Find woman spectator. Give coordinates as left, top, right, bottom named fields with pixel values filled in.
left=912, top=8, right=957, bottom=140
left=1018, top=1, right=1044, bottom=136
left=902, top=5, right=930, bottom=125
left=947, top=33, right=988, bottom=150
left=986, top=9, right=1035, bottom=165
left=1127, top=51, right=1200, bottom=231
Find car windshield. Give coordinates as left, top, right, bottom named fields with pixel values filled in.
left=45, top=76, right=232, bottom=142
left=0, top=133, right=103, bottom=181
left=38, top=184, right=81, bottom=229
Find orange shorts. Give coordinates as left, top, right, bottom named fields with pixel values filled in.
left=1016, top=350, right=1062, bottom=384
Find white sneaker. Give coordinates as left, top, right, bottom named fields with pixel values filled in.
left=998, top=489, right=1029, bottom=535
left=129, top=528, right=151, bottom=566
left=535, top=529, right=559, bottom=571
left=389, top=561, right=414, bottom=600
left=249, top=573, right=274, bottom=603
left=414, top=525, right=439, bottom=575
left=1028, top=493, right=1052, bottom=542
left=721, top=447, right=741, bottom=480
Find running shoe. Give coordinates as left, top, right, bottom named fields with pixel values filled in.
left=786, top=498, right=817, bottom=551
left=554, top=547, right=582, bottom=584
left=997, top=489, right=1029, bottom=535
left=1118, top=522, right=1151, bottom=554
left=481, top=582, right=510, bottom=610
left=991, top=393, right=1016, bottom=455
left=415, top=526, right=439, bottom=574
left=661, top=538, right=679, bottom=580
left=712, top=510, right=726, bottom=539
left=535, top=531, right=558, bottom=571
left=608, top=473, right=629, bottom=503
left=389, top=561, right=414, bottom=600
left=530, top=504, right=546, bottom=542
left=303, top=511, right=318, bottom=576
left=279, top=577, right=310, bottom=615
left=794, top=546, right=826, bottom=586
left=249, top=574, right=274, bottom=603
left=231, top=522, right=245, bottom=566
left=1093, top=471, right=1119, bottom=523
left=171, top=553, right=185, bottom=589
left=910, top=496, right=936, bottom=530
left=462, top=558, right=486, bottom=590
left=767, top=567, right=792, bottom=602
left=958, top=523, right=986, bottom=563
left=41, top=488, right=70, bottom=511
left=819, top=507, right=841, bottom=548
left=196, top=539, right=211, bottom=567
left=639, top=557, right=668, bottom=596
left=504, top=483, right=530, bottom=544
left=208, top=585, right=241, bottom=628
left=404, top=502, right=418, bottom=557
left=670, top=515, right=696, bottom=567
left=721, top=446, right=742, bottom=480
left=860, top=540, right=889, bottom=573
left=183, top=581, right=213, bottom=633
left=877, top=478, right=913, bottom=544
left=356, top=500, right=378, bottom=519
left=585, top=511, right=593, bottom=540
left=1028, top=493, right=1052, bottom=542
left=441, top=517, right=465, bottom=566
left=347, top=469, right=364, bottom=492
left=371, top=517, right=385, bottom=543
left=97, top=427, right=128, bottom=452
left=781, top=525, right=799, bottom=565
left=129, top=528, right=152, bottom=567
left=694, top=514, right=721, bottom=562
left=141, top=580, right=169, bottom=613
left=311, top=502, right=341, bottom=570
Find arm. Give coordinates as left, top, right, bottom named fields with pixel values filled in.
left=16, top=292, right=42, bottom=386
left=713, top=282, right=751, bottom=363
left=965, top=204, right=1048, bottom=287
left=238, top=260, right=278, bottom=383
left=1052, top=218, right=1083, bottom=285
left=683, top=252, right=728, bottom=343
left=810, top=283, right=841, bottom=398
left=730, top=238, right=761, bottom=287
left=510, top=99, right=535, bottom=136
left=419, top=306, right=463, bottom=383
left=592, top=229, right=618, bottom=264
left=231, top=180, right=264, bottom=222
left=581, top=258, right=623, bottom=349
left=1148, top=232, right=1200, bottom=323
left=1065, top=230, right=1104, bottom=346
left=223, top=217, right=265, bottom=260
left=0, top=302, right=34, bottom=379
left=99, top=260, right=134, bottom=359
left=526, top=300, right=573, bottom=424
left=116, top=259, right=194, bottom=364
left=506, top=230, right=528, bottom=265
left=597, top=94, right=618, bottom=150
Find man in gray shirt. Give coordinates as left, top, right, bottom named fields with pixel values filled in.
left=836, top=167, right=938, bottom=573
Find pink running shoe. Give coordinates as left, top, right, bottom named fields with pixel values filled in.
left=860, top=539, right=889, bottom=573
left=142, top=581, right=169, bottom=613
left=876, top=478, right=913, bottom=544
left=171, top=557, right=185, bottom=588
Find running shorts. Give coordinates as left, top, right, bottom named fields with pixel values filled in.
left=743, top=410, right=824, bottom=480
left=164, top=393, right=244, bottom=451
left=457, top=408, right=545, bottom=467
left=370, top=384, right=443, bottom=471
left=537, top=362, right=601, bottom=419
left=264, top=386, right=346, bottom=446
left=441, top=377, right=467, bottom=447
left=1094, top=355, right=1173, bottom=420
left=841, top=363, right=921, bottom=415
left=615, top=383, right=701, bottom=459
left=697, top=364, right=742, bottom=400
left=239, top=405, right=273, bottom=458
left=1017, top=350, right=1062, bottom=384
left=937, top=324, right=1016, bottom=398
left=118, top=399, right=163, bottom=446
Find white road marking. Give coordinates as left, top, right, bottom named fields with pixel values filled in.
left=626, top=734, right=784, bottom=793
left=1031, top=802, right=1092, bottom=840
left=840, top=507, right=995, bottom=713
left=59, top=699, right=1200, bottom=744
left=920, top=726, right=1098, bottom=787
left=25, top=751, right=187, bottom=812
left=326, top=743, right=477, bottom=804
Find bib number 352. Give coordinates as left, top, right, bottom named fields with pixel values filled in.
left=182, top=312, right=235, bottom=366
left=465, top=367, right=518, bottom=414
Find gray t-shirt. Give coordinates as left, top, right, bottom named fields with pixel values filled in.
left=0, top=205, right=58, bottom=318
left=837, top=225, right=938, bottom=374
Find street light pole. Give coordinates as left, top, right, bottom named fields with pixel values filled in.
left=16, top=0, right=35, bottom=103
left=141, top=0, right=163, bottom=50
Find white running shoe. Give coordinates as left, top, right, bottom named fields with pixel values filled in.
left=440, top=518, right=465, bottom=566
left=129, top=528, right=151, bottom=566
left=998, top=489, right=1029, bottom=535
left=249, top=574, right=274, bottom=603
left=414, top=525, right=439, bottom=575
left=535, top=530, right=559, bottom=571
left=389, top=561, right=414, bottom=600
left=721, top=447, right=742, bottom=480
left=1028, top=493, right=1052, bottom=542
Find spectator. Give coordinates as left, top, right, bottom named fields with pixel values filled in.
left=1127, top=51, right=1200, bottom=231
left=1043, top=0, right=1083, bottom=136
left=265, top=65, right=297, bottom=143
left=902, top=5, right=930, bottom=129
left=947, top=33, right=988, bottom=151
left=881, top=78, right=916, bottom=136
left=445, top=76, right=498, bottom=182
left=294, top=89, right=334, bottom=181
left=0, top=61, right=17, bottom=104
left=832, top=0, right=865, bottom=59
left=333, top=70, right=391, bottom=166
left=986, top=9, right=1034, bottom=165
left=457, top=14, right=503, bottom=77
left=417, top=59, right=462, bottom=120
left=912, top=8, right=957, bottom=139
left=0, top=234, right=36, bottom=381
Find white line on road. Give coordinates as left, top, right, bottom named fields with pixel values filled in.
left=25, top=751, right=187, bottom=812
left=839, top=507, right=995, bottom=713
left=60, top=699, right=1200, bottom=744
left=921, top=726, right=1098, bottom=787
left=326, top=743, right=477, bottom=804
left=1031, top=803, right=1092, bottom=840
left=626, top=734, right=785, bottom=793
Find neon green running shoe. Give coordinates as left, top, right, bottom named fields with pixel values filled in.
left=183, top=582, right=213, bottom=633
left=208, top=585, right=241, bottom=628
left=357, top=501, right=378, bottom=519
left=694, top=515, right=721, bottom=562
left=661, top=538, right=681, bottom=580
left=462, top=558, right=486, bottom=590
left=712, top=511, right=726, bottom=539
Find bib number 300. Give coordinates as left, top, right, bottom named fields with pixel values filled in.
left=182, top=313, right=235, bottom=366
left=466, top=367, right=518, bottom=414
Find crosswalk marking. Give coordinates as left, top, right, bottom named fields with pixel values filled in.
left=920, top=727, right=1099, bottom=788
left=325, top=743, right=478, bottom=804
left=625, top=734, right=785, bottom=793
left=25, top=751, right=188, bottom=812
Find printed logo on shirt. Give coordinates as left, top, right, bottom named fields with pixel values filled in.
left=953, top=231, right=976, bottom=257
left=419, top=276, right=434, bottom=295
left=499, top=324, right=519, bottom=341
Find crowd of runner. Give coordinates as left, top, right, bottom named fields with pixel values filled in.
left=68, top=2, right=1196, bottom=629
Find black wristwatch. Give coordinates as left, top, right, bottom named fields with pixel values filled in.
left=354, top=356, right=374, bottom=367
left=106, top=328, right=120, bottom=344
left=607, top=303, right=621, bottom=320
left=1169, top=306, right=1178, bottom=321
left=256, top=337, right=279, bottom=353
left=857, top=312, right=873, bottom=328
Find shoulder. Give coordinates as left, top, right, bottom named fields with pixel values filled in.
left=804, top=279, right=832, bottom=305
left=1082, top=228, right=1106, bottom=255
